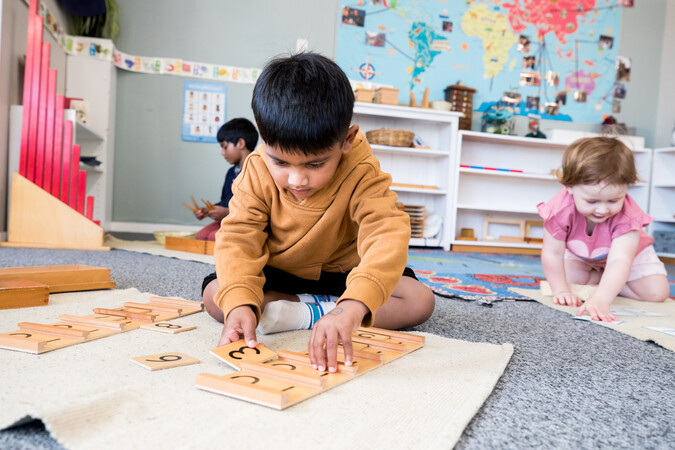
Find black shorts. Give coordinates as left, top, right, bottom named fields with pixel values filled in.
left=201, top=266, right=418, bottom=297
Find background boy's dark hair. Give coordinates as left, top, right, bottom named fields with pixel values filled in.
left=217, top=117, right=259, bottom=151
left=251, top=52, right=355, bottom=155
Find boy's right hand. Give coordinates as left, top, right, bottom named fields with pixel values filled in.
left=553, top=291, right=581, bottom=307
left=194, top=207, right=208, bottom=220
left=218, top=305, right=258, bottom=347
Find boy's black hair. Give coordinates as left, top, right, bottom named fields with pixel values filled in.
left=251, top=52, right=355, bottom=155
left=217, top=117, right=259, bottom=151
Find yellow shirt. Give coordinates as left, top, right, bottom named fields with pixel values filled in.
left=213, top=131, right=410, bottom=326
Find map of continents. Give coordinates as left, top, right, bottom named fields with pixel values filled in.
left=335, top=0, right=622, bottom=123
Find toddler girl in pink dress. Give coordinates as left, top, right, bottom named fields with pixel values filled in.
left=538, top=137, right=669, bottom=322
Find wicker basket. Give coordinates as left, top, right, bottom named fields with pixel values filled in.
left=366, top=128, right=415, bottom=147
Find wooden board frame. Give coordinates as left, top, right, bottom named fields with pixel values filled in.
left=0, top=265, right=115, bottom=293
left=196, top=328, right=425, bottom=410
left=2, top=173, right=108, bottom=250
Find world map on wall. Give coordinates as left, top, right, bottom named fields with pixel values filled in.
left=335, top=0, right=625, bottom=123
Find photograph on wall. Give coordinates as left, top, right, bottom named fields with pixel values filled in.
left=613, top=82, right=627, bottom=99
left=556, top=91, right=567, bottom=106
left=616, top=56, right=631, bottom=82
left=598, top=35, right=614, bottom=50
left=517, top=34, right=531, bottom=52
left=182, top=80, right=226, bottom=143
left=522, top=55, right=535, bottom=69
left=526, top=95, right=540, bottom=111
left=366, top=31, right=386, bottom=47
left=342, top=7, right=365, bottom=27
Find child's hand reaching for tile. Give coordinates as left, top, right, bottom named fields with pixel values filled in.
left=308, top=299, right=368, bottom=373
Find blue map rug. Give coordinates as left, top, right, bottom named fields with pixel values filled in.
left=407, top=249, right=675, bottom=302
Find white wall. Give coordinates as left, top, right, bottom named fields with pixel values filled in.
left=655, top=0, right=675, bottom=147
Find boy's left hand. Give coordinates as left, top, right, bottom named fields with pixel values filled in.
left=308, top=299, right=368, bottom=373
left=207, top=205, right=228, bottom=221
left=577, top=297, right=616, bottom=322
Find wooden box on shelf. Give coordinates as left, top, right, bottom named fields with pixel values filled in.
left=444, top=83, right=476, bottom=130
left=354, top=88, right=374, bottom=103
left=374, top=87, right=400, bottom=105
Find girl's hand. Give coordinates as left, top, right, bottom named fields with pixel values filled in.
left=553, top=291, right=581, bottom=307
left=577, top=297, right=616, bottom=322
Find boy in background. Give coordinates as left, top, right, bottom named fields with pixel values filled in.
left=194, top=118, right=258, bottom=241
left=201, top=52, right=435, bottom=373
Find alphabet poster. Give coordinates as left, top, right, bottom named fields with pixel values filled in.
left=182, top=81, right=227, bottom=143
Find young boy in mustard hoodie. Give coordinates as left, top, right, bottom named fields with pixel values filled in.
left=201, top=52, right=435, bottom=373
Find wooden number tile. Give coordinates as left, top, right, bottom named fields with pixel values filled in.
left=148, top=296, right=204, bottom=315
left=358, top=326, right=425, bottom=344
left=93, top=307, right=157, bottom=323
left=272, top=352, right=355, bottom=388
left=130, top=352, right=200, bottom=371
left=58, top=313, right=134, bottom=330
left=275, top=350, right=359, bottom=376
left=240, top=360, right=327, bottom=389
left=351, top=335, right=408, bottom=353
left=210, top=339, right=278, bottom=370
left=0, top=330, right=79, bottom=354
left=18, top=322, right=91, bottom=339
left=355, top=345, right=408, bottom=364
left=353, top=329, right=391, bottom=341
left=195, top=371, right=320, bottom=410
left=123, top=302, right=183, bottom=315
left=337, top=345, right=384, bottom=363
left=140, top=321, right=196, bottom=334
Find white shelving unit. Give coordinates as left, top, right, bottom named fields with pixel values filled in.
left=451, top=131, right=652, bottom=253
left=649, top=147, right=675, bottom=259
left=352, top=102, right=462, bottom=250
left=65, top=54, right=117, bottom=229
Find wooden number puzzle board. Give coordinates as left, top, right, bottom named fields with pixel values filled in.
left=0, top=296, right=203, bottom=354
left=196, top=327, right=425, bottom=410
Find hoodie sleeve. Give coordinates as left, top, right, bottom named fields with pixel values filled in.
left=341, top=161, right=410, bottom=326
left=213, top=155, right=271, bottom=322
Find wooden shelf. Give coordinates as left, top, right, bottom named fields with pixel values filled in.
left=74, top=118, right=104, bottom=141
left=456, top=204, right=539, bottom=215
left=372, top=145, right=448, bottom=158
left=459, top=168, right=556, bottom=181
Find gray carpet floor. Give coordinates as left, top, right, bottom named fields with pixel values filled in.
left=1, top=242, right=674, bottom=449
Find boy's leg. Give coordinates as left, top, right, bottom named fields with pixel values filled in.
left=202, top=278, right=224, bottom=322
left=372, top=276, right=435, bottom=330
left=196, top=221, right=220, bottom=241
left=202, top=275, right=333, bottom=328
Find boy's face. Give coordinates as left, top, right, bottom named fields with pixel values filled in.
left=567, top=181, right=627, bottom=225
left=220, top=139, right=245, bottom=166
left=263, top=125, right=358, bottom=201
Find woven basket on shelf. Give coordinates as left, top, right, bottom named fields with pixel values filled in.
left=366, top=128, right=415, bottom=147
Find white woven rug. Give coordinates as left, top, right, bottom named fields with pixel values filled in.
left=105, top=235, right=215, bottom=264
left=0, top=288, right=513, bottom=449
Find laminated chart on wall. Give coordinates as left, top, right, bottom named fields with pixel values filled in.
left=335, top=0, right=629, bottom=122
left=182, top=81, right=227, bottom=143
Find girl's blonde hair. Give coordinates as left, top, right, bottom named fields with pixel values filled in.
left=558, top=136, right=639, bottom=186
